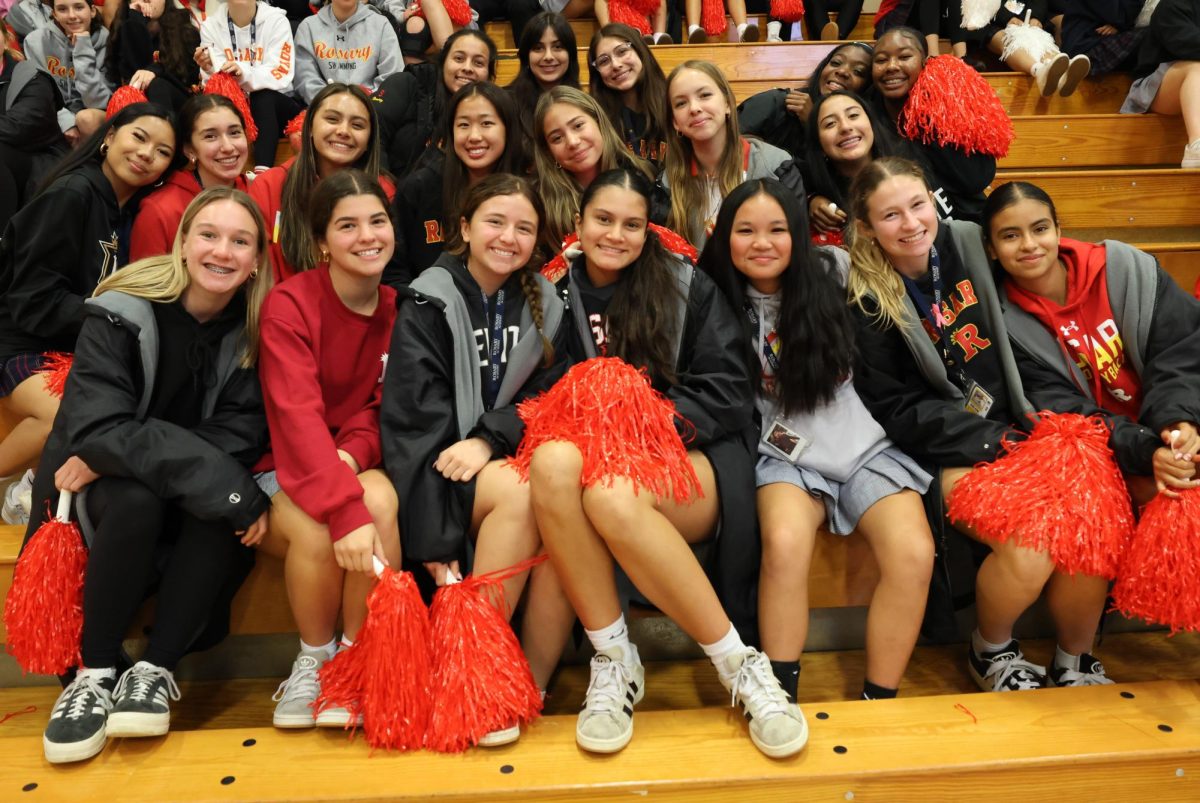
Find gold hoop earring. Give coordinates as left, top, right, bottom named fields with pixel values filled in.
left=189, top=156, right=198, bottom=169
left=320, top=249, right=330, bottom=263
left=250, top=269, right=258, bottom=280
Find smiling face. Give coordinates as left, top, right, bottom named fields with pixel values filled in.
left=53, top=0, right=95, bottom=36
left=181, top=198, right=261, bottom=313
left=101, top=115, right=176, bottom=198
left=452, top=94, right=506, bottom=179
left=310, top=92, right=371, bottom=176
left=729, top=192, right=792, bottom=294
left=861, top=175, right=939, bottom=275
left=593, top=36, right=642, bottom=93
left=818, top=46, right=872, bottom=96
left=816, top=95, right=873, bottom=172
left=669, top=67, right=730, bottom=146
left=529, top=26, right=569, bottom=87
left=460, top=193, right=539, bottom=287
left=575, top=184, right=649, bottom=284
left=318, top=193, right=395, bottom=280
left=443, top=35, right=491, bottom=93
left=986, top=197, right=1062, bottom=289
left=187, top=106, right=248, bottom=186
left=872, top=31, right=925, bottom=104
left=542, top=102, right=602, bottom=180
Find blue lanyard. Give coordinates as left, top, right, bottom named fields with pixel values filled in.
left=227, top=8, right=257, bottom=55
left=481, top=288, right=505, bottom=410
left=902, top=245, right=972, bottom=392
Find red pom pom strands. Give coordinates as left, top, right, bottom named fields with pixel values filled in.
left=425, top=556, right=548, bottom=752
left=511, top=357, right=702, bottom=505
left=408, top=0, right=472, bottom=28
left=1113, top=488, right=1200, bottom=634
left=605, top=0, right=661, bottom=34
left=900, top=55, right=1015, bottom=158
left=769, top=0, right=805, bottom=24
left=314, top=561, right=433, bottom=751
left=3, top=492, right=86, bottom=675
left=701, top=0, right=728, bottom=36
left=203, top=72, right=259, bottom=142
left=36, top=352, right=72, bottom=399
left=946, top=412, right=1134, bottom=578
left=105, top=85, right=149, bottom=119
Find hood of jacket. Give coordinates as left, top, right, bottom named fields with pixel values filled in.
left=311, top=3, right=384, bottom=38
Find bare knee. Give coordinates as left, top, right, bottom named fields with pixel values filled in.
left=879, top=531, right=935, bottom=587
left=529, top=441, right=583, bottom=502
left=995, top=544, right=1055, bottom=589
left=360, top=474, right=399, bottom=523
left=759, top=523, right=815, bottom=577
left=579, top=482, right=644, bottom=546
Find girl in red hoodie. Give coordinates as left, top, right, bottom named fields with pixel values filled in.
left=130, top=93, right=252, bottom=261
left=986, top=180, right=1200, bottom=507
left=255, top=169, right=401, bottom=730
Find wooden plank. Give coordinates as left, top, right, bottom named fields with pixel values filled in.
left=1002, top=114, right=1188, bottom=169
left=991, top=170, right=1200, bottom=228
left=0, top=680, right=1195, bottom=801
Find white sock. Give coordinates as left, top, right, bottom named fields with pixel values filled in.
left=737, top=22, right=749, bottom=37
left=338, top=637, right=354, bottom=652
left=1054, top=645, right=1080, bottom=670
left=79, top=666, right=117, bottom=681
left=653, top=32, right=668, bottom=43
left=585, top=616, right=633, bottom=664
left=689, top=24, right=703, bottom=37
left=301, top=637, right=337, bottom=660
left=766, top=20, right=782, bottom=39
left=971, top=630, right=1011, bottom=656
left=700, top=624, right=746, bottom=677
left=1031, top=61, right=1044, bottom=76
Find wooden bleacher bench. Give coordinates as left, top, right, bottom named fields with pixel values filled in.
left=1000, top=115, right=1189, bottom=169
left=992, top=169, right=1200, bottom=229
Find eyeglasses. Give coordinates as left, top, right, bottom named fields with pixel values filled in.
left=592, top=43, right=634, bottom=73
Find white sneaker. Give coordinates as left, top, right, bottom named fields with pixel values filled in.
left=575, top=644, right=645, bottom=754
left=1035, top=52, right=1069, bottom=97
left=2, top=469, right=33, bottom=526
left=477, top=723, right=520, bottom=747
left=766, top=20, right=782, bottom=42
left=1182, top=140, right=1200, bottom=169
left=272, top=649, right=326, bottom=728
left=1058, top=54, right=1090, bottom=97
left=720, top=648, right=809, bottom=758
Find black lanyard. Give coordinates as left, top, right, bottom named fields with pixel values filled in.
left=480, top=288, right=505, bottom=410
left=743, top=301, right=781, bottom=376
left=227, top=8, right=257, bottom=55
left=902, top=245, right=972, bottom=393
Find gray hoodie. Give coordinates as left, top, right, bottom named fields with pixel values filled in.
left=23, top=24, right=113, bottom=134
left=6, top=0, right=54, bottom=37
left=293, top=2, right=402, bottom=104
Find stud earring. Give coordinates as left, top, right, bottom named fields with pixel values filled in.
left=250, top=269, right=258, bottom=279
left=320, top=249, right=330, bottom=263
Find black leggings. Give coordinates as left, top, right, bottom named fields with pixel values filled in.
left=80, top=477, right=253, bottom=670
left=804, top=0, right=865, bottom=40
left=249, top=89, right=304, bottom=168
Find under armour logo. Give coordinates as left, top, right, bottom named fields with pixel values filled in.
left=1059, top=320, right=1080, bottom=337
left=229, top=493, right=241, bottom=504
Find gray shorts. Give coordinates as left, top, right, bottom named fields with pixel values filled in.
left=756, top=446, right=932, bottom=535
left=1121, top=61, right=1173, bottom=114
left=254, top=470, right=281, bottom=499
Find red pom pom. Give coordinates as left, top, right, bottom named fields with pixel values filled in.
left=874, top=0, right=901, bottom=24
left=899, top=55, right=1015, bottom=158
left=1112, top=488, right=1200, bottom=633
left=106, top=85, right=149, bottom=119
left=701, top=0, right=728, bottom=35
left=314, top=568, right=432, bottom=751
left=425, top=556, right=547, bottom=752
left=3, top=494, right=86, bottom=676
left=36, top=352, right=73, bottom=399
left=204, top=72, right=258, bottom=142
left=284, top=109, right=306, bottom=138
left=411, top=0, right=472, bottom=27
left=650, top=223, right=699, bottom=263
left=769, top=0, right=805, bottom=24
left=606, top=0, right=655, bottom=34
left=510, top=357, right=703, bottom=505
left=947, top=412, right=1134, bottom=578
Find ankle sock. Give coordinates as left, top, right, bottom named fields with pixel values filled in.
left=971, top=630, right=1011, bottom=656
left=766, top=20, right=782, bottom=39
left=585, top=615, right=633, bottom=664
left=737, top=22, right=749, bottom=37
left=862, top=680, right=898, bottom=700
left=769, top=659, right=800, bottom=699
left=1054, top=645, right=1081, bottom=670
left=80, top=666, right=117, bottom=682
left=700, top=624, right=746, bottom=677
left=338, top=637, right=354, bottom=652
left=688, top=24, right=703, bottom=37
left=653, top=32, right=669, bottom=43
left=301, top=637, right=337, bottom=661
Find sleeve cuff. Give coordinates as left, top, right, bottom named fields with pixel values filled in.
left=328, top=499, right=374, bottom=542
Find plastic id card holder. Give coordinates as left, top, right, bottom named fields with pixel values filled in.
left=765, top=418, right=811, bottom=462
left=963, top=380, right=995, bottom=418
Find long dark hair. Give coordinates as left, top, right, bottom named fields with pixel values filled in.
left=105, top=2, right=199, bottom=87
left=440, top=81, right=523, bottom=248
left=175, top=93, right=247, bottom=171
left=803, top=90, right=910, bottom=211
left=507, top=11, right=579, bottom=166
left=587, top=24, right=669, bottom=155
left=578, top=168, right=683, bottom=382
left=698, top=178, right=855, bottom=415
left=432, top=28, right=498, bottom=127
left=36, top=101, right=175, bottom=197
left=281, top=83, right=384, bottom=274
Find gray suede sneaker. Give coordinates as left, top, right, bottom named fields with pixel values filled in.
left=43, top=669, right=116, bottom=764
left=272, top=649, right=326, bottom=728
left=720, top=648, right=809, bottom=758
left=575, top=644, right=645, bottom=754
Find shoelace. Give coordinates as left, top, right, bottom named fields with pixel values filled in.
left=728, top=651, right=790, bottom=719
left=273, top=656, right=320, bottom=703
left=1056, top=662, right=1111, bottom=686
left=58, top=674, right=113, bottom=721
left=116, top=665, right=181, bottom=704
left=582, top=657, right=632, bottom=716
left=986, top=652, right=1045, bottom=690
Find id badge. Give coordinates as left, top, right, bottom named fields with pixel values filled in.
left=766, top=418, right=811, bottom=462
left=1004, top=0, right=1025, bottom=14
left=963, top=381, right=995, bottom=418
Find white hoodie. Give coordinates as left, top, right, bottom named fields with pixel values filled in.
left=200, top=1, right=296, bottom=94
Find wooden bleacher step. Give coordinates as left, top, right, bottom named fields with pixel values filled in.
left=0, top=680, right=1195, bottom=800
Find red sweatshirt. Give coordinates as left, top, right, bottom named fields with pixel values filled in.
left=256, top=266, right=397, bottom=540
left=249, top=158, right=396, bottom=283
left=130, top=170, right=250, bottom=261
left=1006, top=238, right=1142, bottom=419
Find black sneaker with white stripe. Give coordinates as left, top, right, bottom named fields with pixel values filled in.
left=968, top=639, right=1048, bottom=692
left=106, top=661, right=181, bottom=737
left=43, top=669, right=116, bottom=764
left=1049, top=652, right=1114, bottom=687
